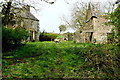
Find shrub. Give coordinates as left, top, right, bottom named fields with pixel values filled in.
left=109, top=5, right=120, bottom=44
left=81, top=44, right=119, bottom=79
left=2, top=27, right=29, bottom=51
left=56, top=35, right=64, bottom=39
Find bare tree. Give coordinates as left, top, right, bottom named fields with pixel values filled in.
left=66, top=1, right=115, bottom=30
left=69, top=2, right=91, bottom=30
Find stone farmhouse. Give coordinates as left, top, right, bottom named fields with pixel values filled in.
left=10, top=5, right=39, bottom=41
left=74, top=4, right=114, bottom=44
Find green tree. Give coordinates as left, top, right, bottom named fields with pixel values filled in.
left=110, top=5, right=120, bottom=43
left=59, top=25, right=67, bottom=33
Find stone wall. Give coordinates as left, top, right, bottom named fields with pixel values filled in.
left=92, top=16, right=114, bottom=44
left=74, top=16, right=114, bottom=44
left=74, top=30, right=85, bottom=43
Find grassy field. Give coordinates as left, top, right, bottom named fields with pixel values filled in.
left=2, top=41, right=120, bottom=78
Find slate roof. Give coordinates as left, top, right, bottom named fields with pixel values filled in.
left=14, top=6, right=39, bottom=21
left=86, top=16, right=97, bottom=23
left=22, top=11, right=39, bottom=21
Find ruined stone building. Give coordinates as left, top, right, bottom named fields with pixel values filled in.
left=74, top=3, right=114, bottom=44
left=63, top=32, right=74, bottom=41
left=9, top=5, right=39, bottom=41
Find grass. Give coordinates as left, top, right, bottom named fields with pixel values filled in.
left=2, top=41, right=120, bottom=78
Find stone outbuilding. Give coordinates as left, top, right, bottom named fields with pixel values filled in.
left=74, top=4, right=114, bottom=44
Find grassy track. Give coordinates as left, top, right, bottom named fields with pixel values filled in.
left=2, top=41, right=120, bottom=78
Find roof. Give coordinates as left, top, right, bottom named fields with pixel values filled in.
left=22, top=11, right=39, bottom=21
left=86, top=16, right=97, bottom=23
left=13, top=6, right=39, bottom=21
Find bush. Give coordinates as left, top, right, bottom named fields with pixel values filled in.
left=56, top=35, right=64, bottom=39
left=110, top=5, right=120, bottom=44
left=2, top=27, right=29, bottom=51
left=39, top=32, right=58, bottom=41
left=81, top=44, right=119, bottom=79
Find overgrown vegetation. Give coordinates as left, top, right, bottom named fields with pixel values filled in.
left=2, top=27, right=29, bottom=52
left=110, top=5, right=120, bottom=44
left=105, top=4, right=120, bottom=44
left=3, top=41, right=119, bottom=79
